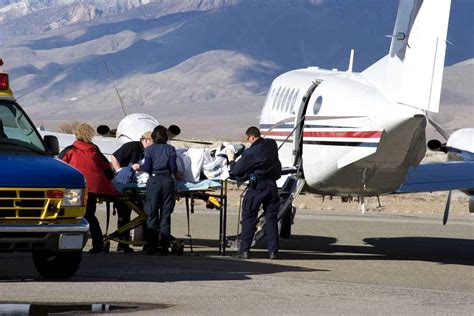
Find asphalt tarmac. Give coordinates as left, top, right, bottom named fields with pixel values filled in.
left=1, top=206, right=473, bottom=315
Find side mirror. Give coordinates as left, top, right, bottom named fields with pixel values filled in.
left=44, top=135, right=59, bottom=156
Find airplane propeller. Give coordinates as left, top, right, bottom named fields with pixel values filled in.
left=442, top=190, right=452, bottom=225
left=427, top=116, right=450, bottom=141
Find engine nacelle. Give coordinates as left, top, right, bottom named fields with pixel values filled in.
left=116, top=113, right=160, bottom=142
left=427, top=139, right=447, bottom=153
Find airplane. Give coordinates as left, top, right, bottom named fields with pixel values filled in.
left=37, top=0, right=473, bottom=240
left=255, top=0, right=474, bottom=231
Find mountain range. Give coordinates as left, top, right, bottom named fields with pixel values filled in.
left=0, top=0, right=472, bottom=139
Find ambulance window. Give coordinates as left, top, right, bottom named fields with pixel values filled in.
left=276, top=87, right=286, bottom=111
left=290, top=89, right=300, bottom=113
left=279, top=88, right=290, bottom=112
left=272, top=87, right=282, bottom=109
left=284, top=89, right=295, bottom=112
left=313, top=96, right=323, bottom=115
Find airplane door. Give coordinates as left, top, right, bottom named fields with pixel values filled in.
left=293, top=80, right=322, bottom=168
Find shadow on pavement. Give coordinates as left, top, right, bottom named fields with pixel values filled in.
left=265, top=235, right=474, bottom=265
left=0, top=240, right=322, bottom=282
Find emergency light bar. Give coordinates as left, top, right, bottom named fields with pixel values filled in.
left=0, top=73, right=8, bottom=90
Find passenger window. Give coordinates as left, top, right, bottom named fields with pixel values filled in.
left=279, top=88, right=290, bottom=112
left=276, top=87, right=286, bottom=111
left=290, top=89, right=300, bottom=113
left=313, top=96, right=323, bottom=115
left=285, top=89, right=294, bottom=113
left=272, top=87, right=282, bottom=109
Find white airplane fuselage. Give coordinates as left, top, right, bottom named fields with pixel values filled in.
left=260, top=68, right=427, bottom=196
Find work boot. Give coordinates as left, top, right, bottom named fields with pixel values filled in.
left=159, top=234, right=170, bottom=256
left=232, top=251, right=250, bottom=260
left=269, top=252, right=278, bottom=260
left=117, top=244, right=134, bottom=253
left=88, top=247, right=103, bottom=254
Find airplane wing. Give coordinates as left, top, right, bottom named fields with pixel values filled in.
left=396, top=161, right=474, bottom=193
left=39, top=130, right=127, bottom=159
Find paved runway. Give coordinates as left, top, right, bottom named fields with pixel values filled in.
left=1, top=206, right=473, bottom=315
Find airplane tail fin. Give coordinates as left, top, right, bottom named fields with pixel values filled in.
left=362, top=0, right=451, bottom=113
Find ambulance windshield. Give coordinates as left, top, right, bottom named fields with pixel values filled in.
left=0, top=101, right=46, bottom=154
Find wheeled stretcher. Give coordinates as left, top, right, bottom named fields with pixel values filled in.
left=101, top=179, right=229, bottom=255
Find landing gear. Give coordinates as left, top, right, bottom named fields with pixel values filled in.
left=279, top=205, right=295, bottom=238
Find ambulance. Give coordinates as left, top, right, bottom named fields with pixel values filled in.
left=0, top=59, right=88, bottom=279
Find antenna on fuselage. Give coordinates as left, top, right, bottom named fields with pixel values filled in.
left=103, top=61, right=127, bottom=117
left=347, top=49, right=354, bottom=73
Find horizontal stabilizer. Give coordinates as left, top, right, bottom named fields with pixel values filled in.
left=397, top=161, right=474, bottom=193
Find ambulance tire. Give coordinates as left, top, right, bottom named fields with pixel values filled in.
left=279, top=206, right=294, bottom=239
left=33, top=250, right=82, bottom=279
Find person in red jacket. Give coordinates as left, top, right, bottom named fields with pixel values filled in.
left=59, top=123, right=117, bottom=253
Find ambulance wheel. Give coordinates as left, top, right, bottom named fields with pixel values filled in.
left=32, top=250, right=82, bottom=279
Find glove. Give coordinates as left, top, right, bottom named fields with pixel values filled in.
left=228, top=169, right=236, bottom=180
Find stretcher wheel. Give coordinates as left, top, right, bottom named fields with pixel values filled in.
left=170, top=240, right=184, bottom=256
left=103, top=240, right=110, bottom=254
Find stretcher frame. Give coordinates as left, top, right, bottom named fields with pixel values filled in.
left=102, top=180, right=228, bottom=255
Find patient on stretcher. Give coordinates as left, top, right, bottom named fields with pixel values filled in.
left=112, top=142, right=243, bottom=192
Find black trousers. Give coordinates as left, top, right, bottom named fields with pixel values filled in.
left=144, top=175, right=175, bottom=247
left=240, top=180, right=280, bottom=253
left=85, top=192, right=104, bottom=250
left=115, top=200, right=132, bottom=246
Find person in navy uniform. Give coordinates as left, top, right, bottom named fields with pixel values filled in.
left=229, top=126, right=282, bottom=259
left=111, top=131, right=153, bottom=252
left=135, top=125, right=181, bottom=255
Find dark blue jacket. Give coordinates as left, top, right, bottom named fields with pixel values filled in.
left=230, top=137, right=281, bottom=182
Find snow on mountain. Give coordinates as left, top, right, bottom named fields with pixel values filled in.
left=0, top=0, right=472, bottom=139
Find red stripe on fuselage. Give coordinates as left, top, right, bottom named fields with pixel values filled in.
left=263, top=131, right=383, bottom=138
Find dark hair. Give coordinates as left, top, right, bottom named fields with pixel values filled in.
left=245, top=126, right=261, bottom=138
left=152, top=125, right=168, bottom=144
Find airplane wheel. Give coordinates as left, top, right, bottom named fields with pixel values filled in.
left=279, top=206, right=293, bottom=239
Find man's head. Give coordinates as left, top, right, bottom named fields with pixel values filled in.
left=151, top=125, right=169, bottom=144
left=245, top=126, right=261, bottom=144
left=140, top=131, right=153, bottom=148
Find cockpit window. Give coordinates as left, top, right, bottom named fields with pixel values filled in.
left=0, top=100, right=46, bottom=153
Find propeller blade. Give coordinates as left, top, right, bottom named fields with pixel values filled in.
left=427, top=116, right=450, bottom=141
left=173, top=138, right=213, bottom=145
left=442, top=190, right=452, bottom=225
